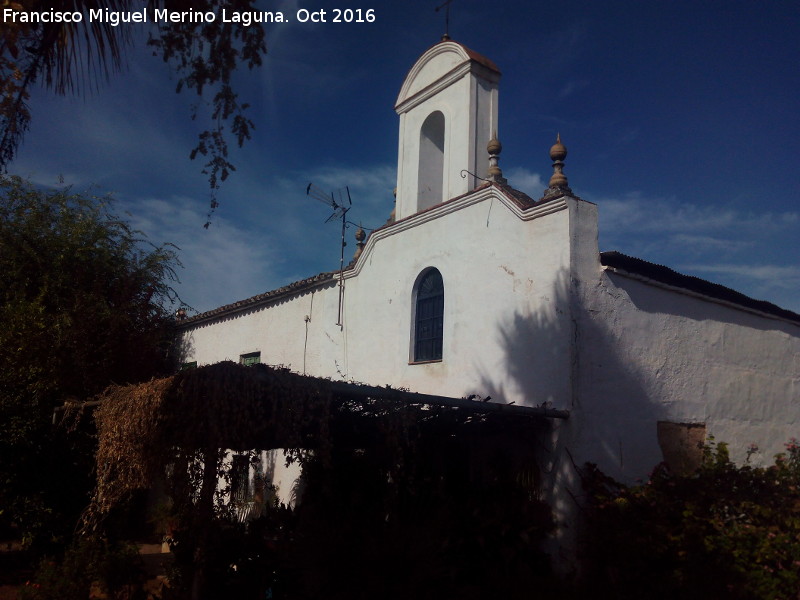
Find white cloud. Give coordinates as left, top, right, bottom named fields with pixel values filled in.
left=600, top=195, right=735, bottom=233
left=122, top=162, right=400, bottom=314
left=668, top=233, right=753, bottom=254
left=682, top=263, right=800, bottom=290
left=558, top=79, right=590, bottom=99
left=598, top=194, right=799, bottom=238
left=504, top=167, right=544, bottom=198
left=303, top=165, right=396, bottom=203
left=680, top=262, right=800, bottom=311
left=121, top=195, right=280, bottom=314
left=591, top=193, right=800, bottom=311
left=280, top=163, right=397, bottom=231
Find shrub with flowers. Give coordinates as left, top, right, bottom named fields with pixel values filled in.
left=580, top=438, right=800, bottom=600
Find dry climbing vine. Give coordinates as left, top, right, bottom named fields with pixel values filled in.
left=93, top=376, right=173, bottom=516
left=87, top=361, right=335, bottom=529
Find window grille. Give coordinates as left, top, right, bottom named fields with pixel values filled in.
left=414, top=269, right=444, bottom=361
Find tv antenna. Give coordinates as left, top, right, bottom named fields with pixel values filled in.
left=305, top=183, right=353, bottom=326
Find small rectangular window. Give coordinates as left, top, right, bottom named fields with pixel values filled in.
left=180, top=361, right=197, bottom=371
left=240, top=352, right=261, bottom=366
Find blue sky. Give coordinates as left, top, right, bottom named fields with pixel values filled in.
left=9, top=0, right=800, bottom=314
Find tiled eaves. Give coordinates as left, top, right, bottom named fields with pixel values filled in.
left=493, top=183, right=587, bottom=210
left=179, top=270, right=338, bottom=327
left=601, top=251, right=800, bottom=326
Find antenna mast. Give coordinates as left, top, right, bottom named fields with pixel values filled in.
left=435, top=0, right=453, bottom=40
left=305, top=183, right=352, bottom=327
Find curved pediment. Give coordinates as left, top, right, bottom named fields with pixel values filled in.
left=395, top=40, right=500, bottom=112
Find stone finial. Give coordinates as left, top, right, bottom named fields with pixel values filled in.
left=487, top=132, right=507, bottom=184
left=550, top=132, right=567, bottom=162
left=548, top=133, right=568, bottom=187
left=542, top=133, right=573, bottom=200
left=353, top=224, right=366, bottom=261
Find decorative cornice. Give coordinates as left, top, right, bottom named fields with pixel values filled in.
left=395, top=41, right=500, bottom=114
left=396, top=61, right=471, bottom=114
left=344, top=185, right=571, bottom=280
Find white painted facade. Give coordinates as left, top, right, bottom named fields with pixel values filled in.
left=575, top=267, right=800, bottom=477
left=181, top=40, right=800, bottom=521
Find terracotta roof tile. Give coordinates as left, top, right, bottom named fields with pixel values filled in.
left=413, top=39, right=501, bottom=74
left=601, top=251, right=800, bottom=324
left=180, top=270, right=337, bottom=326
left=450, top=40, right=501, bottom=74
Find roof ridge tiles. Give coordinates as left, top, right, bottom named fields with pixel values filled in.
left=601, top=250, right=800, bottom=324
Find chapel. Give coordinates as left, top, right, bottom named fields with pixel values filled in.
left=178, top=39, right=800, bottom=521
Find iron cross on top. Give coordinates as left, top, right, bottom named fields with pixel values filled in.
left=435, top=0, right=453, bottom=40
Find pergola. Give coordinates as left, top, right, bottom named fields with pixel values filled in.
left=65, top=361, right=569, bottom=599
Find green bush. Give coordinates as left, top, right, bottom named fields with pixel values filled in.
left=581, top=439, right=800, bottom=600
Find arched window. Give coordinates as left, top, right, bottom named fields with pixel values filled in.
left=417, top=111, right=445, bottom=212
left=413, top=268, right=444, bottom=362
